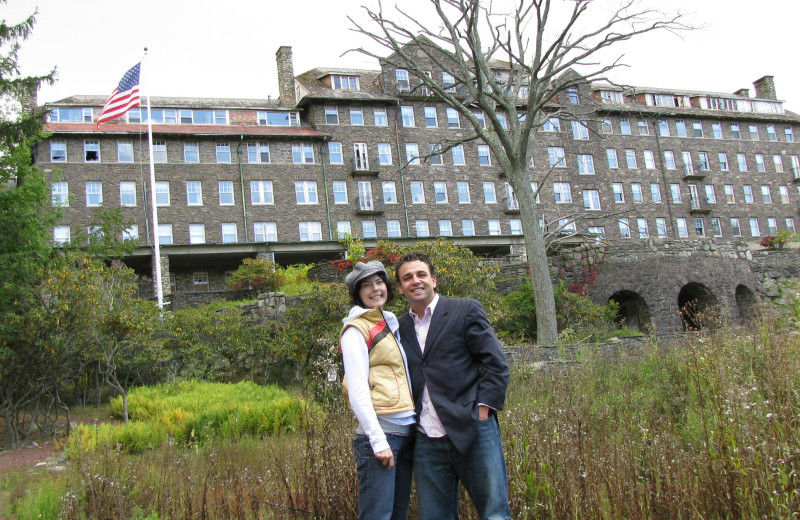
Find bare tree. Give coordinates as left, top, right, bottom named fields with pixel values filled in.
left=350, top=0, right=689, bottom=343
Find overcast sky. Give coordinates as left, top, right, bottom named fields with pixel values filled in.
left=9, top=0, right=800, bottom=111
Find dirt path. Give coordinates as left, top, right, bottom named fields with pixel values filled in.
left=0, top=441, right=60, bottom=474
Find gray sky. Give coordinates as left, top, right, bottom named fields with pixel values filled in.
left=10, top=0, right=800, bottom=111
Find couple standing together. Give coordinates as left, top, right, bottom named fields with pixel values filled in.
left=340, top=252, right=511, bottom=520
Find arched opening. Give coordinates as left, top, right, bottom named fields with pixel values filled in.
left=735, top=284, right=759, bottom=324
left=608, top=290, right=651, bottom=332
left=677, top=282, right=720, bottom=331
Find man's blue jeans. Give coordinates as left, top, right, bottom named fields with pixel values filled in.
left=353, top=433, right=413, bottom=520
left=413, top=418, right=511, bottom=520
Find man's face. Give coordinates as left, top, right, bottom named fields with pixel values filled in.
left=397, top=260, right=438, bottom=311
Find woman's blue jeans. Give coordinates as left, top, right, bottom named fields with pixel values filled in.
left=353, top=433, right=413, bottom=520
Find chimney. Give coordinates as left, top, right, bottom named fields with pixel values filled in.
left=276, top=46, right=295, bottom=107
left=733, top=88, right=750, bottom=98
left=753, top=75, right=777, bottom=100
left=20, top=84, right=38, bottom=116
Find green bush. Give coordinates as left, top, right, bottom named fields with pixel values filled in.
left=66, top=421, right=166, bottom=456
left=227, top=257, right=282, bottom=293
left=8, top=478, right=66, bottom=520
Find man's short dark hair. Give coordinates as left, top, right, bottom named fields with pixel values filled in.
left=349, top=270, right=395, bottom=307
left=394, top=252, right=436, bottom=283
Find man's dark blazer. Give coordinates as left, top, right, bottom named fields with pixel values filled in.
left=398, top=296, right=509, bottom=454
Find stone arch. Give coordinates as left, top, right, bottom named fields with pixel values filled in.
left=608, top=290, right=651, bottom=332
left=735, top=284, right=759, bottom=324
left=677, top=282, right=720, bottom=331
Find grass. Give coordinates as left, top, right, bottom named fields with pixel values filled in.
left=4, top=323, right=800, bottom=519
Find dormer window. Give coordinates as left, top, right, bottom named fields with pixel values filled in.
left=442, top=72, right=455, bottom=92
left=257, top=111, right=299, bottom=126
left=600, top=90, right=623, bottom=104
left=332, top=75, right=359, bottom=91
left=396, top=69, right=410, bottom=91
left=567, top=87, right=579, bottom=104
left=49, top=107, right=93, bottom=123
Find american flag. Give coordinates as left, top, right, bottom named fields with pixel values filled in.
left=96, top=62, right=141, bottom=127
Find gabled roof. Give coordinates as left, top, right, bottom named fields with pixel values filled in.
left=294, top=67, right=397, bottom=104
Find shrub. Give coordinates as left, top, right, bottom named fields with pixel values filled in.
left=760, top=229, right=795, bottom=250
left=227, top=257, right=282, bottom=293
left=8, top=478, right=66, bottom=520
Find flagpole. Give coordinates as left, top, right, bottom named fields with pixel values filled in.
left=143, top=47, right=164, bottom=308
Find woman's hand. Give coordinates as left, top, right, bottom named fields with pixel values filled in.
left=375, top=448, right=395, bottom=469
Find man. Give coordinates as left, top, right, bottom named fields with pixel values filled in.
left=395, top=252, right=511, bottom=519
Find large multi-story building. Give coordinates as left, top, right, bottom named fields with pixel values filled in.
left=39, top=44, right=800, bottom=303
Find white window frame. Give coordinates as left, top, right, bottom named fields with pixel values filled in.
left=120, top=181, right=136, bottom=207
left=250, top=180, right=274, bottom=205
left=218, top=181, right=234, bottom=205
left=186, top=181, right=203, bottom=206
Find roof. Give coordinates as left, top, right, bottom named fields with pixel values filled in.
left=294, top=67, right=398, bottom=103
left=43, top=122, right=330, bottom=138
left=46, top=95, right=290, bottom=110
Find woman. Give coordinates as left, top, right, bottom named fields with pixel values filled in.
left=341, top=260, right=416, bottom=520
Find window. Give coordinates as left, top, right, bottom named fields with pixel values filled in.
left=477, top=145, right=491, bottom=166
left=423, top=106, right=438, bottom=127
left=601, top=90, right=623, bottom=103
left=180, top=109, right=228, bottom=125
left=295, top=181, right=318, bottom=204
left=601, top=118, right=613, bottom=133
left=434, top=181, right=448, bottom=203
left=332, top=75, right=359, bottom=90
left=396, top=69, right=409, bottom=91
left=256, top=110, right=297, bottom=126
left=650, top=183, right=662, bottom=203
left=218, top=181, right=234, bottom=205
left=216, top=143, right=231, bottom=163
left=120, top=181, right=136, bottom=206
left=299, top=222, right=323, bottom=241
left=619, top=118, right=631, bottom=134
left=457, top=181, right=470, bottom=203
left=682, top=151, right=694, bottom=174
left=547, top=147, right=566, bottom=167
left=583, top=189, right=601, bottom=210
left=724, top=185, right=735, bottom=203
left=324, top=105, right=339, bottom=125
left=401, top=106, right=415, bottom=127
left=328, top=142, right=343, bottom=164
left=694, top=218, right=705, bottom=237
left=792, top=156, right=800, bottom=177
left=531, top=182, right=541, bottom=203
left=377, top=143, right=392, bottom=165
left=618, top=218, right=631, bottom=239
left=705, top=184, right=717, bottom=204
left=676, top=218, right=688, bottom=238
left=349, top=107, right=364, bottom=126
left=158, top=224, right=173, bottom=245
left=743, top=185, right=754, bottom=203
left=631, top=183, right=643, bottom=203
left=749, top=218, right=761, bottom=237
left=571, top=120, right=589, bottom=140
left=750, top=125, right=759, bottom=140
left=331, top=181, right=348, bottom=204
left=53, top=226, right=70, bottom=245
left=779, top=185, right=790, bottom=204
left=718, top=153, right=729, bottom=171
left=675, top=120, right=687, bottom=137
left=637, top=120, right=649, bottom=135
left=292, top=143, right=315, bottom=164
left=655, top=218, right=667, bottom=238
left=254, top=222, right=277, bottom=242
left=730, top=218, right=742, bottom=237
left=451, top=145, right=465, bottom=165
left=786, top=126, right=795, bottom=142
left=494, top=112, right=508, bottom=129
left=354, top=142, right=369, bottom=169
left=612, top=183, right=624, bottom=203
left=606, top=149, right=619, bottom=169
left=442, top=72, right=455, bottom=92
left=710, top=218, right=722, bottom=237
left=186, top=181, right=203, bottom=206
left=670, top=184, right=682, bottom=203
left=577, top=154, right=595, bottom=174
left=553, top=182, right=572, bottom=203
left=462, top=220, right=475, bottom=236
left=248, top=142, right=270, bottom=163
left=488, top=220, right=501, bottom=236
left=483, top=182, right=496, bottom=203
left=335, top=221, right=350, bottom=239
left=446, top=108, right=460, bottom=128
left=698, top=152, right=710, bottom=170
left=774, top=155, right=784, bottom=172
left=643, top=150, right=656, bottom=170
left=373, top=108, right=388, bottom=126
left=664, top=151, right=676, bottom=170
left=786, top=218, right=796, bottom=233
left=637, top=218, right=649, bottom=238
left=415, top=220, right=429, bottom=237
left=221, top=223, right=238, bottom=243
left=692, top=121, right=704, bottom=138
left=122, top=225, right=138, bottom=241
left=761, top=185, right=773, bottom=204
left=767, top=124, right=777, bottom=141
left=117, top=141, right=133, bottom=163
left=155, top=181, right=170, bottom=206
left=382, top=181, right=397, bottom=204
left=737, top=153, right=748, bottom=171
left=730, top=123, right=741, bottom=139
left=625, top=149, right=637, bottom=169
left=567, top=87, right=579, bottom=104
left=509, top=219, right=523, bottom=235
left=49, top=107, right=92, bottom=123
left=767, top=217, right=778, bottom=236
left=543, top=117, right=560, bottom=132
left=386, top=220, right=401, bottom=238
left=505, top=183, right=519, bottom=210
left=658, top=119, right=670, bottom=136
left=183, top=142, right=199, bottom=163
left=82, top=140, right=100, bottom=162
left=474, top=111, right=486, bottom=129
left=429, top=144, right=443, bottom=165
left=52, top=182, right=68, bottom=206
left=588, top=227, right=606, bottom=239
left=250, top=180, right=273, bottom=205
left=410, top=181, right=425, bottom=203
left=439, top=220, right=453, bottom=236
left=86, top=182, right=102, bottom=206
left=755, top=154, right=766, bottom=172
left=405, top=143, right=420, bottom=165
left=50, top=140, right=66, bottom=162
left=712, top=122, right=723, bottom=139
left=189, top=224, right=206, bottom=244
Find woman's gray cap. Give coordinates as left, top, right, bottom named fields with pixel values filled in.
left=344, top=261, right=387, bottom=293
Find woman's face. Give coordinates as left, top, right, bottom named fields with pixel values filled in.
left=358, top=273, right=388, bottom=309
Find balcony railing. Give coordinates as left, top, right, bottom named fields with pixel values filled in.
left=689, top=196, right=712, bottom=213
left=504, top=199, right=520, bottom=213
left=356, top=196, right=385, bottom=214
left=351, top=156, right=380, bottom=174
